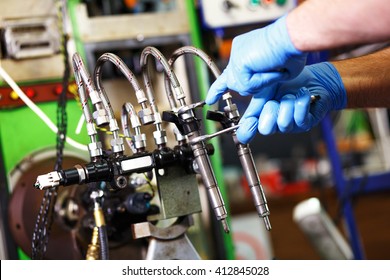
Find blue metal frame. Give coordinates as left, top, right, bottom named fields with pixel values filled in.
left=322, top=113, right=390, bottom=259
left=320, top=114, right=366, bottom=259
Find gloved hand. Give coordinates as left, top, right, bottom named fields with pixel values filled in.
left=236, top=62, right=348, bottom=143
left=206, top=15, right=307, bottom=105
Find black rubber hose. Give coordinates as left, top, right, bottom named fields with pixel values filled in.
left=98, top=225, right=109, bottom=260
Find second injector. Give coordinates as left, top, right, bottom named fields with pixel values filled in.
left=206, top=93, right=272, bottom=231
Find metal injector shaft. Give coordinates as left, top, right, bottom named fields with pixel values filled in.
left=230, top=93, right=320, bottom=230
left=205, top=100, right=272, bottom=230
left=191, top=123, right=271, bottom=231
left=188, top=131, right=230, bottom=233
left=162, top=103, right=230, bottom=233
left=234, top=134, right=271, bottom=230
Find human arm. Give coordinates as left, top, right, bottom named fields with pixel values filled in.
left=333, top=47, right=390, bottom=108
left=288, top=0, right=390, bottom=52
left=236, top=47, right=390, bottom=143
left=206, top=0, right=390, bottom=106
left=205, top=15, right=307, bottom=104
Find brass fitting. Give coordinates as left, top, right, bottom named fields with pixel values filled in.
left=86, top=227, right=100, bottom=260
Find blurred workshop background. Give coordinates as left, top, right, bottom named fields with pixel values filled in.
left=1, top=0, right=389, bottom=261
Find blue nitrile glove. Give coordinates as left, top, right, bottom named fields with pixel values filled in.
left=236, top=62, right=347, bottom=143
left=206, top=16, right=307, bottom=105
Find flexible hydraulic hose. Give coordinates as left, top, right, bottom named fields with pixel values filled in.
left=166, top=46, right=225, bottom=103
left=139, top=47, right=188, bottom=149
left=168, top=46, right=221, bottom=78
left=94, top=53, right=149, bottom=113
left=121, top=102, right=142, bottom=153
left=93, top=53, right=148, bottom=154
left=92, top=194, right=109, bottom=260
left=93, top=55, right=121, bottom=148
left=72, top=53, right=100, bottom=145
left=98, top=225, right=109, bottom=260
left=140, top=46, right=187, bottom=114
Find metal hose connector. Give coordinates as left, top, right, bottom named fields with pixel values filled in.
left=121, top=102, right=146, bottom=154
left=166, top=46, right=234, bottom=107
left=93, top=53, right=151, bottom=154
left=140, top=46, right=186, bottom=147
left=140, top=46, right=187, bottom=113
left=91, top=190, right=109, bottom=260
left=72, top=53, right=104, bottom=158
left=86, top=226, right=100, bottom=260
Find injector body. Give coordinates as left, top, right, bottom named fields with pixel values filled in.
left=162, top=104, right=230, bottom=233
left=206, top=95, right=272, bottom=231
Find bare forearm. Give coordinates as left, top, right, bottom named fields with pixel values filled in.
left=331, top=48, right=390, bottom=108
left=287, top=0, right=390, bottom=51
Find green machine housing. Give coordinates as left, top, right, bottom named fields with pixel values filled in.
left=0, top=0, right=89, bottom=259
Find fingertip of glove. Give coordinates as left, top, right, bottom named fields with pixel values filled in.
left=236, top=133, right=252, bottom=144
left=237, top=117, right=258, bottom=144
left=205, top=95, right=216, bottom=105
left=205, top=86, right=222, bottom=105
left=295, top=88, right=311, bottom=105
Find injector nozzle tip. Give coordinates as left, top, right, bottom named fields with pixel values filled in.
left=221, top=219, right=230, bottom=233
left=263, top=216, right=272, bottom=231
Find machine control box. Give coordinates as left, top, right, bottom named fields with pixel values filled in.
left=200, top=0, right=296, bottom=28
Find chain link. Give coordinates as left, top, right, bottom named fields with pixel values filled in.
left=31, top=0, right=69, bottom=259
